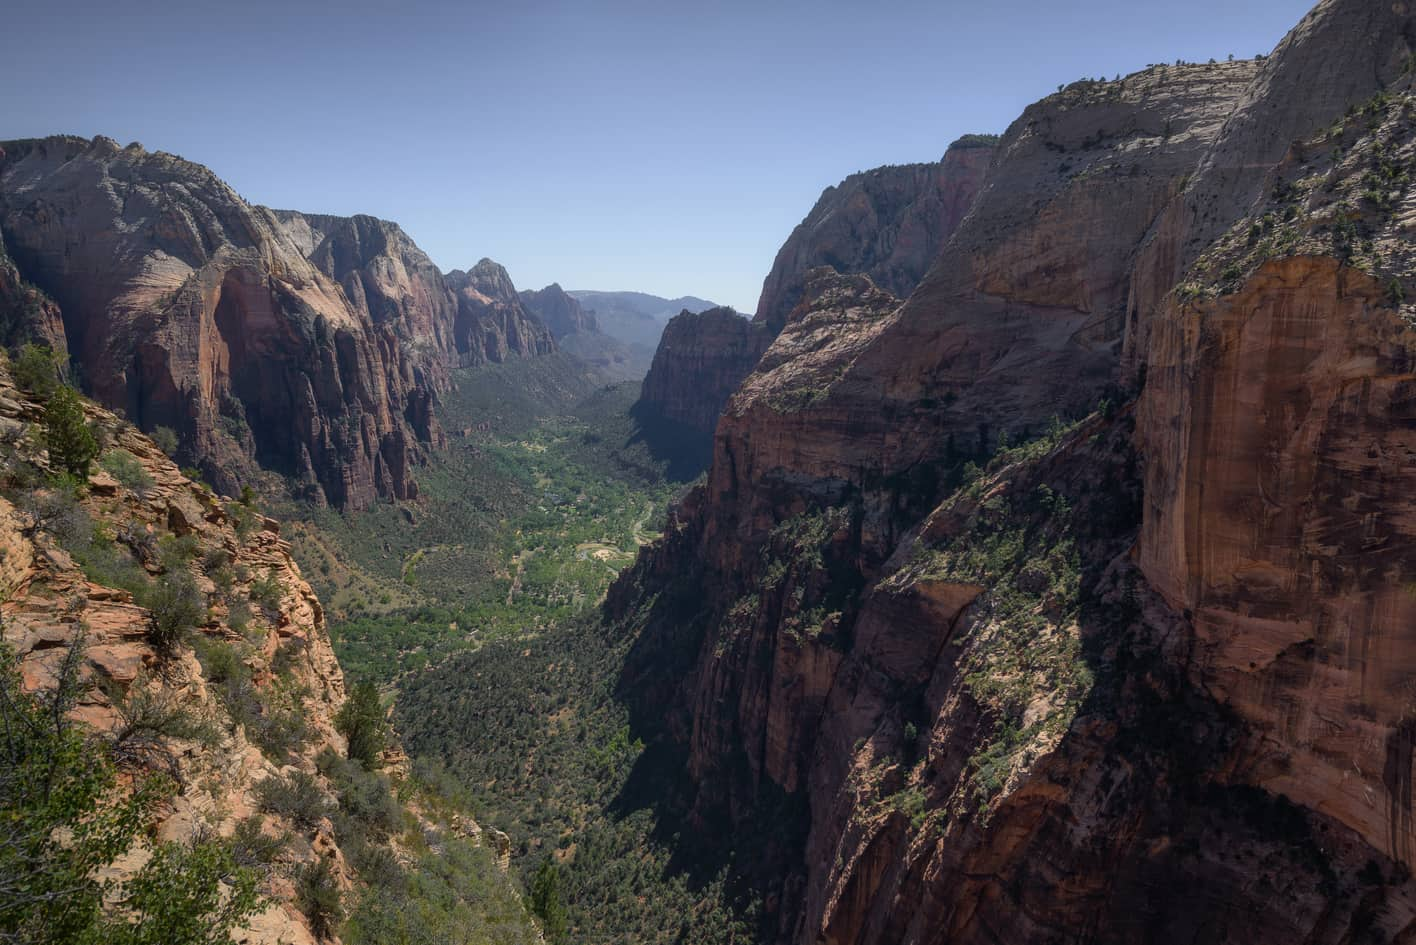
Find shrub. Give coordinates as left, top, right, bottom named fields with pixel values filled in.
left=295, top=858, right=343, bottom=941
left=42, top=386, right=99, bottom=481
left=0, top=640, right=261, bottom=945
left=143, top=570, right=207, bottom=655
left=528, top=859, right=568, bottom=942
left=230, top=815, right=288, bottom=870
left=150, top=425, right=179, bottom=457
left=12, top=343, right=61, bottom=399
left=336, top=681, right=388, bottom=767
left=249, top=571, right=285, bottom=621
left=98, top=449, right=154, bottom=495
left=256, top=770, right=330, bottom=830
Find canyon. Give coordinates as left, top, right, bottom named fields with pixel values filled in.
left=4, top=0, right=1416, bottom=942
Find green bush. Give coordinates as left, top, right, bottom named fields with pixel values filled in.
left=249, top=571, right=285, bottom=621
left=12, top=343, right=62, bottom=399
left=143, top=570, right=207, bottom=655
left=42, top=386, right=99, bottom=481
left=295, top=858, right=343, bottom=941
left=255, top=770, right=330, bottom=830
left=151, top=425, right=179, bottom=457
left=0, top=640, right=261, bottom=945
left=98, top=449, right=155, bottom=495
left=529, top=859, right=568, bottom=942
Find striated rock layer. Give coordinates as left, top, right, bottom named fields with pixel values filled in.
left=0, top=138, right=552, bottom=509
left=754, top=136, right=996, bottom=332
left=607, top=1, right=1416, bottom=941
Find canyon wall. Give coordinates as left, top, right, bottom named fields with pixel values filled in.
left=609, top=0, right=1416, bottom=941
left=632, top=137, right=996, bottom=469
left=0, top=138, right=552, bottom=509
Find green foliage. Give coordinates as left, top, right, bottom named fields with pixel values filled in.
left=98, top=448, right=155, bottom=495
left=336, top=681, right=388, bottom=767
left=144, top=570, right=207, bottom=655
left=1389, top=278, right=1407, bottom=306
left=248, top=571, right=285, bottom=621
left=255, top=770, right=330, bottom=830
left=110, top=841, right=261, bottom=945
left=397, top=617, right=764, bottom=945
left=0, top=639, right=260, bottom=945
left=529, top=860, right=568, bottom=942
left=230, top=815, right=288, bottom=869
left=12, top=343, right=62, bottom=399
left=42, top=385, right=99, bottom=481
left=295, top=858, right=343, bottom=941
left=150, top=425, right=179, bottom=457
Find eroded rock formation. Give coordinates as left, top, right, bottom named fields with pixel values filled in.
left=0, top=139, right=553, bottom=509
left=632, top=134, right=994, bottom=470
left=608, top=1, right=1416, bottom=941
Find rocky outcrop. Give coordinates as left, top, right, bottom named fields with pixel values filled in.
left=0, top=140, right=558, bottom=509
left=519, top=282, right=598, bottom=339
left=0, top=231, right=65, bottom=352
left=1136, top=13, right=1416, bottom=870
left=754, top=136, right=995, bottom=332
left=443, top=259, right=556, bottom=367
left=607, top=1, right=1416, bottom=941
left=0, top=361, right=347, bottom=945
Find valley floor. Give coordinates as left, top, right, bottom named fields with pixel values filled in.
left=288, top=356, right=758, bottom=943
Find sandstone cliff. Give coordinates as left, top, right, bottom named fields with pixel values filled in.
left=0, top=136, right=442, bottom=509
left=0, top=357, right=534, bottom=943
left=754, top=136, right=996, bottom=332
left=633, top=306, right=773, bottom=474
left=607, top=1, right=1416, bottom=941
left=0, top=139, right=557, bottom=510
left=519, top=282, right=598, bottom=339
left=632, top=134, right=993, bottom=472
left=0, top=359, right=349, bottom=944
left=444, top=259, right=556, bottom=367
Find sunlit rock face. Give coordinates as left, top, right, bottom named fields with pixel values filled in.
left=0, top=139, right=556, bottom=509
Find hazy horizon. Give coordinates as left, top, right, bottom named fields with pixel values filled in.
left=4, top=0, right=1314, bottom=310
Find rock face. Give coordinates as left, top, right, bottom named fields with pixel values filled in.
left=754, top=136, right=996, bottom=331
left=519, top=282, right=598, bottom=339
left=443, top=259, right=556, bottom=367
left=632, top=135, right=994, bottom=472
left=0, top=362, right=346, bottom=945
left=608, top=2, right=1416, bottom=941
left=633, top=306, right=773, bottom=473
left=0, top=138, right=551, bottom=509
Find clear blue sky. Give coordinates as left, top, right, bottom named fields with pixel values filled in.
left=4, top=0, right=1314, bottom=311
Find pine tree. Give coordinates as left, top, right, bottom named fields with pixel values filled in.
left=42, top=385, right=99, bottom=481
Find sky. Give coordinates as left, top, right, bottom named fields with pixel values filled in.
left=4, top=0, right=1315, bottom=312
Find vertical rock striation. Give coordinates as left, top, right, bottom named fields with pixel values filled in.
left=608, top=1, right=1416, bottom=941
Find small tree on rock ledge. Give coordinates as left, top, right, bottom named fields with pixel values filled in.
left=42, top=385, right=99, bottom=482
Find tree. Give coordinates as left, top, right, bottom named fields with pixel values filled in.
left=528, top=859, right=567, bottom=942
left=42, top=385, right=99, bottom=481
left=0, top=636, right=261, bottom=945
left=335, top=681, right=388, bottom=767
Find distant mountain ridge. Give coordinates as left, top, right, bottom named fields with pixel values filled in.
left=565, top=289, right=721, bottom=350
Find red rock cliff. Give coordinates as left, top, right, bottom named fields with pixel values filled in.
left=608, top=1, right=1416, bottom=941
